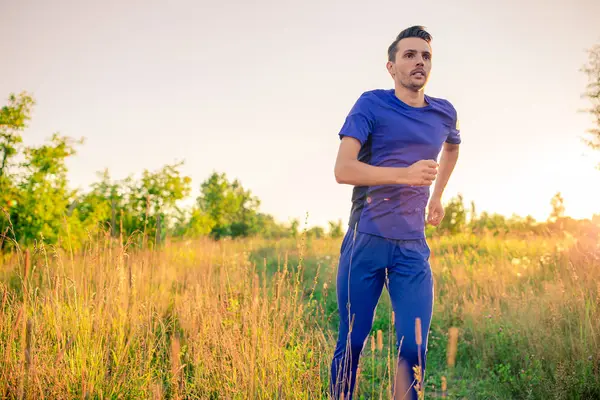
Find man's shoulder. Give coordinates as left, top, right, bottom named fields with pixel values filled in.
left=425, top=95, right=458, bottom=117
left=358, top=88, right=394, bottom=101
left=352, top=89, right=395, bottom=112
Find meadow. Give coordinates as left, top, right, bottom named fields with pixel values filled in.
left=1, top=227, right=599, bottom=399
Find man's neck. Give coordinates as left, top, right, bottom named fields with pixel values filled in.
left=394, top=85, right=427, bottom=108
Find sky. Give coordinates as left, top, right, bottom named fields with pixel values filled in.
left=1, top=0, right=600, bottom=229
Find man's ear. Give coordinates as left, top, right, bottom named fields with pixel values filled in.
left=386, top=61, right=395, bottom=77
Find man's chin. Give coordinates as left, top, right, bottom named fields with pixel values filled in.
left=411, top=77, right=427, bottom=90
left=403, top=82, right=426, bottom=92
left=400, top=77, right=426, bottom=91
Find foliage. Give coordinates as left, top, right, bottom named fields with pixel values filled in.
left=328, top=219, right=344, bottom=239
left=195, top=171, right=262, bottom=239
left=581, top=44, right=600, bottom=157
left=0, top=91, right=35, bottom=178
left=11, top=134, right=83, bottom=247
left=0, top=92, right=85, bottom=249
left=437, top=193, right=467, bottom=234
left=1, top=91, right=599, bottom=252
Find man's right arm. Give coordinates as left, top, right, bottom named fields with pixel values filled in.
left=334, top=136, right=438, bottom=187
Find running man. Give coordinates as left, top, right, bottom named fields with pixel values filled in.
left=330, top=26, right=461, bottom=399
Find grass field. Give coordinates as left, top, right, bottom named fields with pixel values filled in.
left=1, top=229, right=599, bottom=399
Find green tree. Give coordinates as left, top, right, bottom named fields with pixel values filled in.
left=289, top=218, right=300, bottom=238
left=548, top=191, right=567, bottom=232
left=254, top=213, right=292, bottom=239
left=306, top=226, right=325, bottom=239
left=0, top=92, right=35, bottom=178
left=11, top=133, right=84, bottom=247
left=471, top=212, right=508, bottom=235
left=71, top=162, right=192, bottom=247
left=74, top=169, right=121, bottom=237
left=581, top=44, right=600, bottom=160
left=128, top=162, right=191, bottom=242
left=439, top=194, right=467, bottom=234
left=173, top=207, right=215, bottom=238
left=0, top=92, right=91, bottom=249
left=328, top=219, right=344, bottom=238
left=195, top=172, right=261, bottom=239
left=469, top=200, right=477, bottom=225
left=549, top=192, right=565, bottom=222
left=0, top=92, right=35, bottom=246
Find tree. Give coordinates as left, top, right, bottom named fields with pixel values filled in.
left=1, top=90, right=314, bottom=248
left=195, top=172, right=261, bottom=239
left=470, top=212, right=508, bottom=235
left=581, top=44, right=600, bottom=164
left=0, top=92, right=85, bottom=248
left=75, top=169, right=121, bottom=237
left=289, top=218, right=300, bottom=238
left=0, top=92, right=35, bottom=178
left=173, top=207, right=215, bottom=238
left=11, top=134, right=84, bottom=247
left=0, top=92, right=35, bottom=246
left=328, top=219, right=344, bottom=238
left=549, top=192, right=565, bottom=222
left=127, top=162, right=192, bottom=243
left=438, top=194, right=467, bottom=234
left=307, top=226, right=325, bottom=239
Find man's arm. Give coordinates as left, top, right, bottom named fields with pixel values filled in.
left=334, top=136, right=438, bottom=187
left=431, top=142, right=460, bottom=200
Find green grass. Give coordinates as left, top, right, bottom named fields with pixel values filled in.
left=1, top=230, right=599, bottom=399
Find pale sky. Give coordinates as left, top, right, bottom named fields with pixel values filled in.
left=2, top=0, right=599, bottom=229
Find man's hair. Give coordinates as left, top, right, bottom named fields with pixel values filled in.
left=387, top=25, right=432, bottom=62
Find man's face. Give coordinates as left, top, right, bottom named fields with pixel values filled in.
left=387, top=37, right=432, bottom=92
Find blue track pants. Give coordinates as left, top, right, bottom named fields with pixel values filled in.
left=330, top=227, right=434, bottom=400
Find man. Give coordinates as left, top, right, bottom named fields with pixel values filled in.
left=330, top=26, right=461, bottom=399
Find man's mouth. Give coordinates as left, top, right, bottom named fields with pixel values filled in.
left=411, top=69, right=426, bottom=78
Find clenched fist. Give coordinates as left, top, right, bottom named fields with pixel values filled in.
left=404, top=160, right=438, bottom=186
left=427, top=197, right=445, bottom=226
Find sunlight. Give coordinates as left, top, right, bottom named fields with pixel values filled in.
left=558, top=151, right=600, bottom=220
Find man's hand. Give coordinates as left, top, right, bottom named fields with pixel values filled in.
left=335, top=138, right=441, bottom=187
left=404, top=160, right=438, bottom=186
left=426, top=197, right=444, bottom=226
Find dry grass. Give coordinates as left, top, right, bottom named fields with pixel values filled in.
left=0, top=228, right=599, bottom=399
left=0, top=235, right=329, bottom=399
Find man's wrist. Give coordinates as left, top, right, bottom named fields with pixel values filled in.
left=394, top=167, right=409, bottom=185
left=431, top=191, right=442, bottom=201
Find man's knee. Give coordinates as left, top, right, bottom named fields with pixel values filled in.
left=334, top=331, right=369, bottom=359
left=398, top=341, right=424, bottom=366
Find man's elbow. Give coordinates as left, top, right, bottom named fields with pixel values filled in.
left=334, top=162, right=350, bottom=184
left=334, top=167, right=346, bottom=184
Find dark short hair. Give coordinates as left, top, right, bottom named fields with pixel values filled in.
left=387, top=26, right=432, bottom=62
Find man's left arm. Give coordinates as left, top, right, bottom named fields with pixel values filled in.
left=427, top=142, right=460, bottom=226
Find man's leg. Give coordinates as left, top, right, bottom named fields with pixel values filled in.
left=387, top=239, right=434, bottom=400
left=330, top=227, right=388, bottom=399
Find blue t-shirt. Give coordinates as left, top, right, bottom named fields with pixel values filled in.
left=339, top=89, right=461, bottom=240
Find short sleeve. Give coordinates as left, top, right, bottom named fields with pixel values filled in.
left=446, top=106, right=461, bottom=145
left=338, top=93, right=375, bottom=146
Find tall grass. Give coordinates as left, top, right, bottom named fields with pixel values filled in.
left=0, top=234, right=329, bottom=399
left=0, top=228, right=599, bottom=399
left=427, top=232, right=600, bottom=399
